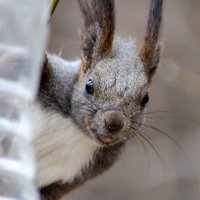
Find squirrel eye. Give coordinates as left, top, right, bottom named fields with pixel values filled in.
left=140, top=93, right=149, bottom=107
left=85, top=79, right=94, bottom=94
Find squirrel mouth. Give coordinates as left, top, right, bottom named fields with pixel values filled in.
left=90, top=128, right=120, bottom=146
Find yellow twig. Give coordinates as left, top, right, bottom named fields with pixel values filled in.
left=48, top=0, right=60, bottom=21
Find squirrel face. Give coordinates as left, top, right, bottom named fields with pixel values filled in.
left=71, top=0, right=162, bottom=146
left=71, top=38, right=149, bottom=146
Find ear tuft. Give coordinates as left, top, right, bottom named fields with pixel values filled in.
left=78, top=0, right=115, bottom=73
left=140, top=0, right=163, bottom=82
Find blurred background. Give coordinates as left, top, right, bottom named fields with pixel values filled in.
left=48, top=0, right=200, bottom=199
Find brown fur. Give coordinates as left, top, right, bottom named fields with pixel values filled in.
left=139, top=0, right=163, bottom=81
left=37, top=0, right=163, bottom=199
left=78, top=0, right=115, bottom=72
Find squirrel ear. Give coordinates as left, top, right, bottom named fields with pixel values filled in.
left=139, top=0, right=163, bottom=82
left=78, top=0, right=115, bottom=73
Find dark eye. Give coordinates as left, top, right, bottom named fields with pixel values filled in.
left=85, top=79, right=94, bottom=94
left=140, top=93, right=149, bottom=107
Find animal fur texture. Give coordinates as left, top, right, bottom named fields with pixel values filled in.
left=31, top=0, right=163, bottom=199
left=32, top=103, right=99, bottom=187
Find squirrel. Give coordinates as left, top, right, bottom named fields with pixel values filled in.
left=31, top=0, right=163, bottom=199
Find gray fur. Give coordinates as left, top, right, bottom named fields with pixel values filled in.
left=71, top=37, right=147, bottom=145
left=98, top=38, right=147, bottom=98
left=39, top=54, right=80, bottom=114
left=35, top=0, right=163, bottom=199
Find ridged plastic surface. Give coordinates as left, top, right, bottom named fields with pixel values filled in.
left=0, top=0, right=49, bottom=199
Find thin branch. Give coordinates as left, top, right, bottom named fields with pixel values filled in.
left=48, top=0, right=60, bottom=21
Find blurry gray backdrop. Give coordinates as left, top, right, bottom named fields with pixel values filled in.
left=48, top=0, right=200, bottom=199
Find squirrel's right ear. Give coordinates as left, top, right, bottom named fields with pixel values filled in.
left=139, top=0, right=163, bottom=83
left=77, top=0, right=115, bottom=73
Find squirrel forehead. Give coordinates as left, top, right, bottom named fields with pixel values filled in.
left=93, top=38, right=148, bottom=97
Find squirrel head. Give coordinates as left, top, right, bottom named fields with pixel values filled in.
left=71, top=0, right=163, bottom=146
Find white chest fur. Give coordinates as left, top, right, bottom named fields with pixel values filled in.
left=31, top=104, right=99, bottom=187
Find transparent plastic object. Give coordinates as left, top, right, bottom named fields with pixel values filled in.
left=0, top=0, right=48, bottom=98
left=0, top=173, right=38, bottom=200
left=0, top=0, right=49, bottom=199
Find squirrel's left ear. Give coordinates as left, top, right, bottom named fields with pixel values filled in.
left=139, top=0, right=163, bottom=83
left=77, top=0, right=115, bottom=73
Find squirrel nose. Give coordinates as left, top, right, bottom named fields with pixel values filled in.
left=104, top=111, right=125, bottom=133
